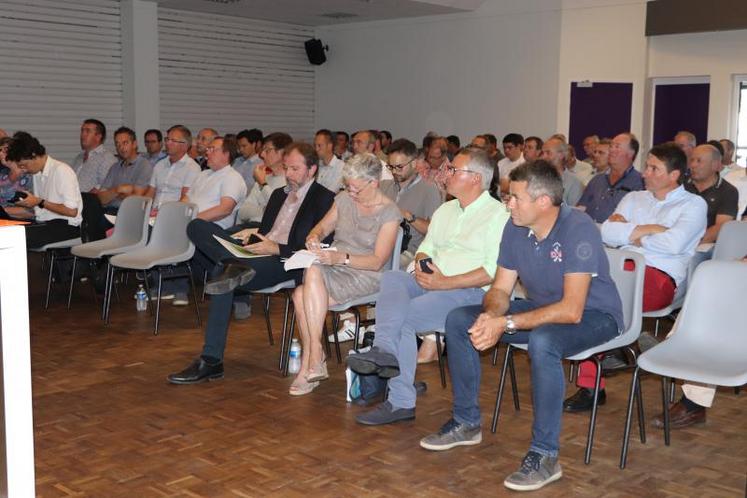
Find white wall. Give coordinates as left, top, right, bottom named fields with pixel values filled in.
left=315, top=0, right=563, bottom=144
left=648, top=29, right=747, bottom=142
left=555, top=0, right=648, bottom=142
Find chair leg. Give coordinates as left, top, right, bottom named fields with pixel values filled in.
left=44, top=250, right=56, bottom=309
left=491, top=345, right=513, bottom=433
left=278, top=292, right=291, bottom=370
left=142, top=270, right=154, bottom=317
left=661, top=377, right=671, bottom=446
left=653, top=318, right=660, bottom=337
left=435, top=331, right=446, bottom=388
left=568, top=361, right=577, bottom=383
left=263, top=295, right=275, bottom=346
left=67, top=256, right=78, bottom=309
left=735, top=386, right=741, bottom=395
left=331, top=313, right=342, bottom=364
left=104, top=266, right=116, bottom=324
left=201, top=269, right=208, bottom=302
left=625, top=347, right=645, bottom=444
left=584, top=356, right=603, bottom=464
left=352, top=307, right=362, bottom=353
left=620, top=365, right=641, bottom=469
left=186, top=263, right=202, bottom=327
left=508, top=352, right=520, bottom=411
left=282, top=311, right=296, bottom=377
left=154, top=270, right=163, bottom=335
left=669, top=377, right=676, bottom=403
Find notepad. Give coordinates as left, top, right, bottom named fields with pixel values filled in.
left=283, top=248, right=337, bottom=271
left=213, top=235, right=268, bottom=259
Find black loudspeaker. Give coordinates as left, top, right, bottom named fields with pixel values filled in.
left=304, top=38, right=327, bottom=65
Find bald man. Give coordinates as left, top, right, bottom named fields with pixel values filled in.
left=684, top=144, right=739, bottom=244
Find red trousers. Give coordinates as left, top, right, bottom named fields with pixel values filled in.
left=577, top=265, right=676, bottom=389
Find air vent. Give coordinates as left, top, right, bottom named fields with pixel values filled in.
left=319, top=12, right=359, bottom=20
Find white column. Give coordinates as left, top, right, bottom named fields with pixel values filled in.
left=0, top=226, right=35, bottom=497
left=121, top=0, right=160, bottom=138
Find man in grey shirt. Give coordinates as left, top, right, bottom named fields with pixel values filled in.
left=97, top=127, right=153, bottom=213
left=380, top=138, right=443, bottom=269
left=71, top=118, right=117, bottom=192
left=541, top=137, right=583, bottom=206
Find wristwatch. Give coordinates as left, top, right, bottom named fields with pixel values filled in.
left=38, top=199, right=46, bottom=210
left=344, top=253, right=351, bottom=266
left=405, top=212, right=416, bottom=223
left=504, top=315, right=517, bottom=335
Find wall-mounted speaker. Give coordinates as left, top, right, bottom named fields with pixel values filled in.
left=304, top=38, right=328, bottom=65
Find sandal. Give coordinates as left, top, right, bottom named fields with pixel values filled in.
left=289, top=376, right=320, bottom=396
left=306, top=360, right=329, bottom=382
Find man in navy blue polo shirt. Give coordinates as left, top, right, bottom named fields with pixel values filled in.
left=420, top=160, right=623, bottom=492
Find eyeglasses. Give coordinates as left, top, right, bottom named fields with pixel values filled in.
left=443, top=165, right=480, bottom=176
left=165, top=137, right=187, bottom=144
left=385, top=158, right=415, bottom=171
left=344, top=180, right=372, bottom=195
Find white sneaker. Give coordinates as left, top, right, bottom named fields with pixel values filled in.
left=328, top=320, right=363, bottom=343
left=172, top=293, right=189, bottom=306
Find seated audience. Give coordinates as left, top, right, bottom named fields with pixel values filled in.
left=233, top=128, right=263, bottom=191
left=7, top=132, right=83, bottom=248
left=724, top=162, right=747, bottom=218
left=483, top=133, right=504, bottom=163
left=581, top=135, right=599, bottom=162
left=348, top=147, right=509, bottom=425
left=421, top=160, right=623, bottom=492
left=143, top=129, right=167, bottom=166
left=97, top=127, right=153, bottom=214
left=565, top=143, right=706, bottom=413
left=145, top=124, right=201, bottom=211
left=71, top=118, right=116, bottom=193
left=167, top=142, right=335, bottom=385
left=236, top=132, right=292, bottom=226
left=565, top=144, right=594, bottom=186
left=0, top=136, right=33, bottom=218
left=540, top=137, right=583, bottom=206
left=334, top=131, right=352, bottom=161
left=314, top=129, right=344, bottom=192
left=378, top=130, right=392, bottom=154
left=290, top=153, right=401, bottom=396
left=497, top=133, right=525, bottom=196
left=684, top=144, right=738, bottom=243
left=577, top=133, right=644, bottom=223
left=523, top=136, right=543, bottom=161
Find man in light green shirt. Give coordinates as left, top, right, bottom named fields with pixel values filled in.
left=349, top=147, right=510, bottom=426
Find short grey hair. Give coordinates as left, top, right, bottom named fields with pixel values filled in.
left=456, top=146, right=494, bottom=191
left=344, top=153, right=381, bottom=183
left=675, top=131, right=696, bottom=147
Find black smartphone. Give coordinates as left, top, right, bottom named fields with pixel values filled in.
left=419, top=257, right=433, bottom=274
left=247, top=233, right=262, bottom=245
left=9, top=191, right=27, bottom=203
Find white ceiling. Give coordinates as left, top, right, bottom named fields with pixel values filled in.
left=154, top=0, right=485, bottom=26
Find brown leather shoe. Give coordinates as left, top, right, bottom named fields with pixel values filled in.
left=652, top=400, right=706, bottom=429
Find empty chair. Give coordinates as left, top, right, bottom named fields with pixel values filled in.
left=620, top=260, right=747, bottom=468
left=68, top=195, right=152, bottom=313
left=108, top=201, right=200, bottom=334
left=492, top=248, right=646, bottom=464
left=712, top=220, right=747, bottom=261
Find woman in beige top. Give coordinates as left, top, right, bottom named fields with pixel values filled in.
left=290, top=153, right=402, bottom=396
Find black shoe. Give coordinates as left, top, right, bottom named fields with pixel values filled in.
left=168, top=358, right=224, bottom=384
left=205, top=263, right=256, bottom=295
left=355, top=401, right=415, bottom=426
left=346, top=346, right=400, bottom=378
left=563, top=388, right=606, bottom=413
left=414, top=381, right=428, bottom=396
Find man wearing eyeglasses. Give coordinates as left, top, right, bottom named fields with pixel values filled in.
left=348, top=146, right=510, bottom=426
left=577, top=133, right=644, bottom=223
left=145, top=124, right=201, bottom=211
left=380, top=138, right=443, bottom=269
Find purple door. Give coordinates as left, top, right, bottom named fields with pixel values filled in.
left=569, top=82, right=633, bottom=160
left=652, top=82, right=710, bottom=145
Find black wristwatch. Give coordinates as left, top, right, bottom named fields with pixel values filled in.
left=406, top=213, right=416, bottom=223
left=38, top=199, right=46, bottom=210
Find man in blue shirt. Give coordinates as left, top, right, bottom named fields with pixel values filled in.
left=420, top=160, right=623, bottom=492
left=577, top=133, right=644, bottom=223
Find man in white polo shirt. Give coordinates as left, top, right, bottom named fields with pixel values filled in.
left=146, top=124, right=201, bottom=212
left=6, top=131, right=83, bottom=249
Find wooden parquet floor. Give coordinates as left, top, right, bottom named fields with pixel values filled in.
left=28, top=259, right=747, bottom=497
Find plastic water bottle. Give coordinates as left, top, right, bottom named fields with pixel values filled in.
left=136, top=285, right=148, bottom=311
left=288, top=339, right=302, bottom=374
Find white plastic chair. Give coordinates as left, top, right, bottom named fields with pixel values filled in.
left=620, top=260, right=747, bottom=468
left=251, top=279, right=297, bottom=371
left=108, top=202, right=199, bottom=334
left=492, top=248, right=646, bottom=464
left=712, top=220, right=747, bottom=261
left=67, top=195, right=152, bottom=314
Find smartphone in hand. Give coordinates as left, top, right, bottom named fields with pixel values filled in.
left=419, top=257, right=433, bottom=274
left=247, top=233, right=262, bottom=245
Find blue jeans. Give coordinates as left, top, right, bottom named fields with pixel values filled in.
left=373, top=270, right=485, bottom=409
left=445, top=299, right=619, bottom=457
